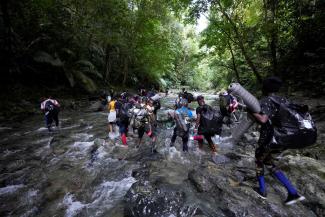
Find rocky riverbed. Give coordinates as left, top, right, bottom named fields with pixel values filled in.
left=0, top=92, right=325, bottom=217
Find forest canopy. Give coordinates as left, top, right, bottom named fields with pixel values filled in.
left=0, top=0, right=324, bottom=93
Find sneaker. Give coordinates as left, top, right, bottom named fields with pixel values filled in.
left=253, top=187, right=267, bottom=199
left=284, top=194, right=305, bottom=206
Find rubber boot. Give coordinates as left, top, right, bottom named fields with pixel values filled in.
left=121, top=133, right=127, bottom=145
left=273, top=170, right=297, bottom=196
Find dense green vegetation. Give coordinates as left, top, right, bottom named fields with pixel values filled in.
left=0, top=0, right=324, bottom=93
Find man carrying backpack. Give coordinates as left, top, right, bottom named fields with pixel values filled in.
left=116, top=96, right=131, bottom=146
left=194, top=95, right=224, bottom=159
left=134, top=103, right=157, bottom=153
left=250, top=77, right=316, bottom=205
left=40, top=96, right=60, bottom=132
left=170, top=99, right=194, bottom=152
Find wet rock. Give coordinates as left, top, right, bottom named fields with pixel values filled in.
left=124, top=180, right=197, bottom=217
left=188, top=170, right=214, bottom=192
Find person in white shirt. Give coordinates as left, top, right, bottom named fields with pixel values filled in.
left=40, top=97, right=60, bottom=132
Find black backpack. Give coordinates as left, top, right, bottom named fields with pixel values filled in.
left=270, top=96, right=317, bottom=149
left=45, top=100, right=55, bottom=112
left=118, top=102, right=131, bottom=122
left=199, top=105, right=223, bottom=135
left=153, top=100, right=161, bottom=111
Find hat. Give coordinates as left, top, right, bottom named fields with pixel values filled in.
left=196, top=95, right=204, bottom=102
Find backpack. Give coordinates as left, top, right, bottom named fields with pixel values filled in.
left=175, top=108, right=192, bottom=135
left=153, top=100, right=161, bottom=111
left=132, top=108, right=148, bottom=129
left=199, top=105, right=223, bottom=135
left=45, top=100, right=55, bottom=112
left=269, top=96, right=317, bottom=149
left=219, top=93, right=235, bottom=116
left=118, top=102, right=131, bottom=122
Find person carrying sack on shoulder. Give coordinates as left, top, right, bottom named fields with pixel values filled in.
left=41, top=96, right=60, bottom=132
left=249, top=76, right=316, bottom=205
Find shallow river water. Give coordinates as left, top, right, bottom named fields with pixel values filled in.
left=0, top=93, right=233, bottom=217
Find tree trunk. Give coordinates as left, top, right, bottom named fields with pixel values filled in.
left=0, top=0, right=12, bottom=76
left=269, top=0, right=278, bottom=75
left=227, top=40, right=240, bottom=82
left=104, top=45, right=111, bottom=83
left=215, top=0, right=263, bottom=83
left=122, top=56, right=128, bottom=86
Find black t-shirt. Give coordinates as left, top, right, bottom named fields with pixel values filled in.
left=196, top=104, right=211, bottom=117
left=258, top=95, right=287, bottom=146
left=115, top=100, right=122, bottom=110
left=260, top=95, right=287, bottom=122
left=196, top=104, right=223, bottom=135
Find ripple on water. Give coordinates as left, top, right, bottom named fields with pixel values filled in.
left=72, top=141, right=94, bottom=151
left=71, top=133, right=94, bottom=141
left=0, top=127, right=12, bottom=131
left=65, top=141, right=94, bottom=160
left=0, top=184, right=24, bottom=196
left=63, top=193, right=86, bottom=217
left=37, top=127, right=48, bottom=132
left=62, top=176, right=136, bottom=217
left=163, top=147, right=190, bottom=164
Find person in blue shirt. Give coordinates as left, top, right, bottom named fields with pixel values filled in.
left=170, top=99, right=194, bottom=152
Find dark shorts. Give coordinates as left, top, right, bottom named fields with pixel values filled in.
left=117, top=120, right=128, bottom=134
left=138, top=125, right=155, bottom=139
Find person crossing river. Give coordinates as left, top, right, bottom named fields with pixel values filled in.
left=169, top=99, right=195, bottom=152
left=194, top=95, right=224, bottom=160
left=131, top=98, right=158, bottom=153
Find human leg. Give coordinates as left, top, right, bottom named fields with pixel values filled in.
left=52, top=111, right=59, bottom=127
left=182, top=132, right=189, bottom=152
left=255, top=145, right=270, bottom=197
left=193, top=134, right=204, bottom=149
left=118, top=121, right=128, bottom=145
left=45, top=114, right=53, bottom=132
left=137, top=126, right=145, bottom=146
left=205, top=134, right=217, bottom=154
left=170, top=127, right=177, bottom=146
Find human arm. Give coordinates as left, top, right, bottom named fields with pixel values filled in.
left=107, top=102, right=111, bottom=112
left=195, top=113, right=200, bottom=128
left=53, top=100, right=60, bottom=107
left=40, top=101, right=45, bottom=111
left=251, top=112, right=268, bottom=124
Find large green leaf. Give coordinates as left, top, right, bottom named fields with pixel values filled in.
left=75, top=60, right=103, bottom=79
left=73, top=70, right=98, bottom=93
left=33, top=51, right=63, bottom=67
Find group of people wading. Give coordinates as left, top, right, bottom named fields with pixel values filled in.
left=41, top=77, right=317, bottom=206
left=105, top=89, right=161, bottom=152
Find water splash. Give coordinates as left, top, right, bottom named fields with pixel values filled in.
left=0, top=184, right=24, bottom=195
left=62, top=193, right=86, bottom=217
left=61, top=177, right=136, bottom=217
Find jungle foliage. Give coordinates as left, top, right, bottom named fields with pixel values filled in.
left=0, top=0, right=324, bottom=93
